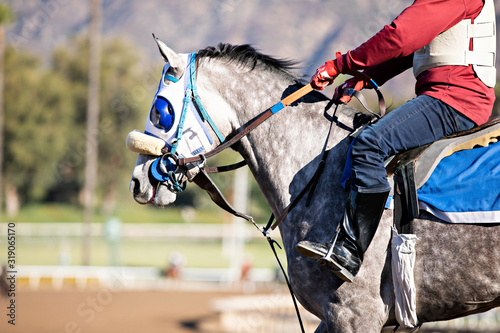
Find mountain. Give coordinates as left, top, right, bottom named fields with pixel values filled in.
left=4, top=0, right=499, bottom=102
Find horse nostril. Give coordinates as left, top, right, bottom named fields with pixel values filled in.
left=130, top=178, right=141, bottom=195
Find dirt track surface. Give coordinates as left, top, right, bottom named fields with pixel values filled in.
left=0, top=287, right=247, bottom=333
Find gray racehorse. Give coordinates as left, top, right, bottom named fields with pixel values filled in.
left=129, top=41, right=500, bottom=332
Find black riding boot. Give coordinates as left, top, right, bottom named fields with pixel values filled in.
left=295, top=190, right=389, bottom=282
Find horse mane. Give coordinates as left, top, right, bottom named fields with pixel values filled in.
left=197, top=43, right=299, bottom=76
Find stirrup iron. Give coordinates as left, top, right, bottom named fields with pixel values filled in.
left=317, top=226, right=340, bottom=267
left=317, top=225, right=355, bottom=282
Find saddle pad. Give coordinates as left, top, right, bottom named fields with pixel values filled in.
left=416, top=140, right=500, bottom=223
left=413, top=120, right=500, bottom=189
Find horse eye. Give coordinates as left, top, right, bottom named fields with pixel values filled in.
left=150, top=97, right=175, bottom=131
left=163, top=68, right=180, bottom=84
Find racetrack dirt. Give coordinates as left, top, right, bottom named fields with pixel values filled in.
left=0, top=286, right=251, bottom=333
left=2, top=285, right=495, bottom=332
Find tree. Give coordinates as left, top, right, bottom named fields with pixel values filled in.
left=3, top=47, right=75, bottom=216
left=51, top=35, right=152, bottom=208
left=3, top=32, right=158, bottom=217
left=0, top=4, right=15, bottom=219
left=96, top=38, right=150, bottom=214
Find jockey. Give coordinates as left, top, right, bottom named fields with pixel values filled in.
left=296, top=0, right=496, bottom=282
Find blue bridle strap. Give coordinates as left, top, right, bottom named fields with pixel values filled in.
left=170, top=53, right=225, bottom=155
left=188, top=53, right=226, bottom=144
left=170, top=89, right=191, bottom=154
left=164, top=73, right=179, bottom=83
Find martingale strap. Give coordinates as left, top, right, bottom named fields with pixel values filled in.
left=192, top=169, right=254, bottom=222
left=182, top=84, right=316, bottom=233
left=149, top=71, right=384, bottom=333
left=171, top=67, right=383, bottom=333
left=183, top=75, right=384, bottom=226
left=264, top=103, right=340, bottom=232
left=159, top=61, right=386, bottom=225
left=347, top=70, right=386, bottom=117
left=204, top=160, right=248, bottom=174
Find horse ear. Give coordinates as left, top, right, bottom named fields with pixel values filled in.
left=152, top=34, right=185, bottom=72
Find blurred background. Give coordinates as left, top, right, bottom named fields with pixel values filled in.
left=0, top=0, right=499, bottom=332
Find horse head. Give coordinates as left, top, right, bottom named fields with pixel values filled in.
left=128, top=36, right=237, bottom=207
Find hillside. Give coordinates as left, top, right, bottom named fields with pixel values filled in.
left=4, top=0, right=499, bottom=101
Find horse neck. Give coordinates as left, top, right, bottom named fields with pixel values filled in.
left=198, top=59, right=355, bottom=218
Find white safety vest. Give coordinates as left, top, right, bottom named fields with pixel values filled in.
left=413, top=0, right=496, bottom=87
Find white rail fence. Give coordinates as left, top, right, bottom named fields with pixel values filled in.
left=2, top=223, right=500, bottom=332
left=0, top=222, right=274, bottom=240
left=13, top=265, right=277, bottom=291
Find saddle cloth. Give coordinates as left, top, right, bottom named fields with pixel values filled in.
left=387, top=116, right=500, bottom=224
left=388, top=118, right=500, bottom=332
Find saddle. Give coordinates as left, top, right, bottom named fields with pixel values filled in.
left=386, top=116, right=500, bottom=233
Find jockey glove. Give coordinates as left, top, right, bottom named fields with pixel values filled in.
left=334, top=78, right=368, bottom=104
left=311, top=52, right=342, bottom=90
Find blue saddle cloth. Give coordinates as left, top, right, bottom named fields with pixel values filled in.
left=341, top=139, right=500, bottom=223
left=416, top=140, right=500, bottom=223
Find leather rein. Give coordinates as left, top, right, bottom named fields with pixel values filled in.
left=150, top=50, right=387, bottom=235
left=172, top=64, right=385, bottom=234
left=151, top=55, right=385, bottom=333
left=187, top=83, right=316, bottom=232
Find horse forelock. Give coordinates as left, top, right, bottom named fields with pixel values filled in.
left=197, top=43, right=299, bottom=77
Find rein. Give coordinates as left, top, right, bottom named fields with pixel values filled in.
left=178, top=69, right=385, bottom=168
left=178, top=83, right=314, bottom=167
left=190, top=82, right=315, bottom=230
left=178, top=67, right=385, bottom=231
left=144, top=50, right=387, bottom=238
left=143, top=54, right=386, bottom=333
left=148, top=53, right=386, bottom=230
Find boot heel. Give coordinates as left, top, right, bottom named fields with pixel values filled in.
left=318, top=255, right=341, bottom=270
left=318, top=258, right=328, bottom=266
left=317, top=257, right=340, bottom=271
left=331, top=267, right=355, bottom=283
left=317, top=256, right=354, bottom=282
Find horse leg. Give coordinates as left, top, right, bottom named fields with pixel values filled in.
left=314, top=321, right=328, bottom=333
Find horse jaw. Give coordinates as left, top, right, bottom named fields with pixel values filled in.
left=129, top=154, right=177, bottom=207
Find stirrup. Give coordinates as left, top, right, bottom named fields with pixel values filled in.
left=317, top=256, right=355, bottom=282
left=317, top=230, right=355, bottom=283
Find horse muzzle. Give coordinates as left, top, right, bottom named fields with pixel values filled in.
left=129, top=155, right=178, bottom=207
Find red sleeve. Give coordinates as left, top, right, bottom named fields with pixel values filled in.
left=336, top=0, right=472, bottom=76
left=364, top=54, right=414, bottom=87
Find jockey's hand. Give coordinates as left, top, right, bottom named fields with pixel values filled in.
left=311, top=52, right=342, bottom=90
left=333, top=78, right=367, bottom=104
